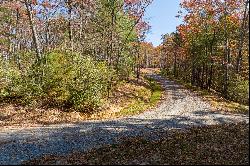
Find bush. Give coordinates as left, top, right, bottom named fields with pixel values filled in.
left=0, top=52, right=114, bottom=111
left=228, top=75, right=249, bottom=105
left=117, top=53, right=134, bottom=80
left=0, top=58, right=22, bottom=99
left=67, top=54, right=112, bottom=110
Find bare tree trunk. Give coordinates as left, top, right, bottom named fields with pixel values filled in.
left=109, top=0, right=116, bottom=67
left=174, top=46, right=177, bottom=77
left=79, top=6, right=86, bottom=55
left=14, top=7, right=21, bottom=69
left=222, top=2, right=229, bottom=98
left=136, top=43, right=140, bottom=80
left=8, top=22, right=12, bottom=60
left=45, top=17, right=50, bottom=52
left=106, top=1, right=117, bottom=97
left=236, top=0, right=249, bottom=73
left=67, top=0, right=73, bottom=53
left=201, top=62, right=205, bottom=89
left=24, top=0, right=41, bottom=61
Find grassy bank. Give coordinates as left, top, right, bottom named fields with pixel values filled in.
left=116, top=76, right=163, bottom=116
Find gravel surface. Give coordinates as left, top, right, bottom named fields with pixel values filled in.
left=0, top=74, right=249, bottom=164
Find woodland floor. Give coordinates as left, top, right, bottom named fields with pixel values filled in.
left=0, top=68, right=249, bottom=165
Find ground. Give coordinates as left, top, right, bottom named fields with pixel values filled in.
left=0, top=69, right=249, bottom=165
left=24, top=123, right=249, bottom=165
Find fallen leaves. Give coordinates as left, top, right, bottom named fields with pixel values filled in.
left=23, top=123, right=249, bottom=165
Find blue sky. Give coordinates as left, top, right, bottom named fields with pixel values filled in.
left=144, top=0, right=182, bottom=47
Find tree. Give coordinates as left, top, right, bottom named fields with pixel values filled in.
left=160, top=0, right=249, bottom=103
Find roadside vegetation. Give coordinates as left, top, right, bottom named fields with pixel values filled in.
left=1, top=0, right=248, bottom=124
left=156, top=0, right=249, bottom=115
left=0, top=69, right=163, bottom=127
left=116, top=77, right=162, bottom=117
left=0, top=0, right=165, bottom=126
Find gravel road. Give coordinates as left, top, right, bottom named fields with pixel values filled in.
left=0, top=74, right=249, bottom=164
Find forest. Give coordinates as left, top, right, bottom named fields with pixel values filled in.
left=0, top=0, right=155, bottom=112
left=0, top=0, right=249, bottom=165
left=139, top=0, right=249, bottom=105
left=1, top=0, right=248, bottom=113
left=159, top=0, right=249, bottom=104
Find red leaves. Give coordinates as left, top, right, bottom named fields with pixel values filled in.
left=136, top=21, right=150, bottom=35
left=31, top=0, right=38, bottom=5
left=124, top=0, right=140, bottom=5
left=124, top=0, right=153, bottom=39
left=12, top=2, right=22, bottom=10
left=41, top=0, right=51, bottom=8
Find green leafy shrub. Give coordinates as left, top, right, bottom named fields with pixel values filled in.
left=67, top=54, right=112, bottom=110
left=228, top=75, right=249, bottom=105
left=0, top=59, right=22, bottom=99
left=0, top=52, right=114, bottom=112
left=117, top=53, right=134, bottom=80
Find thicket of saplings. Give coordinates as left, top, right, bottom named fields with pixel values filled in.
left=0, top=51, right=136, bottom=112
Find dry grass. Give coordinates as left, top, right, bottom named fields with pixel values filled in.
left=0, top=103, right=85, bottom=127
left=23, top=123, right=249, bottom=165
left=141, top=68, right=161, bottom=75
left=82, top=77, right=154, bottom=120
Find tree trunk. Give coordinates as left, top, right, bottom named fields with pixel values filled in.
left=236, top=0, right=249, bottom=73
left=14, top=7, right=21, bottom=69
left=24, top=0, right=41, bottom=61
left=174, top=46, right=177, bottom=77
left=201, top=62, right=205, bottom=89
left=208, top=59, right=213, bottom=90
left=191, top=63, right=195, bottom=86
left=67, top=0, right=73, bottom=53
